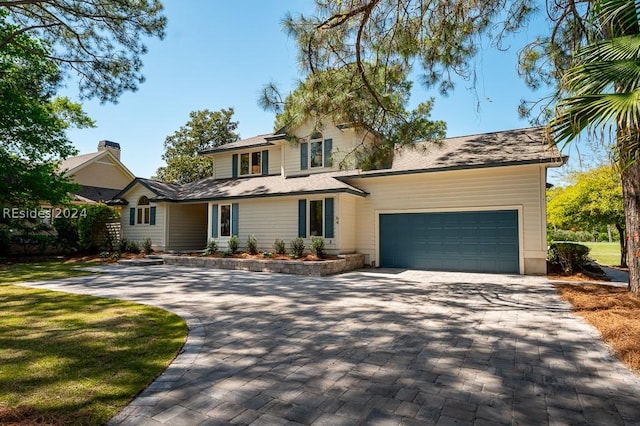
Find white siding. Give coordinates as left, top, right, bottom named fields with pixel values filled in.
left=121, top=185, right=166, bottom=250
left=214, top=152, right=233, bottom=179
left=348, top=164, right=548, bottom=274
left=338, top=194, right=357, bottom=253
left=282, top=122, right=376, bottom=177
left=166, top=203, right=207, bottom=251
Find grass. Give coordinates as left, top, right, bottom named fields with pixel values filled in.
left=0, top=260, right=188, bottom=425
left=581, top=242, right=622, bottom=267
left=0, top=259, right=100, bottom=284
left=556, top=283, right=640, bottom=372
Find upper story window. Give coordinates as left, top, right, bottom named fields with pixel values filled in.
left=137, top=196, right=150, bottom=224
left=240, top=151, right=262, bottom=176
left=300, top=133, right=331, bottom=171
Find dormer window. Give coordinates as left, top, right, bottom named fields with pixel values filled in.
left=240, top=151, right=262, bottom=176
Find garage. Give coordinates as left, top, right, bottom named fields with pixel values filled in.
left=379, top=210, right=520, bottom=274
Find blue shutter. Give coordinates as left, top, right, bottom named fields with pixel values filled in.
left=232, top=154, right=238, bottom=178
left=129, top=207, right=135, bottom=226
left=262, top=150, right=269, bottom=176
left=298, top=199, right=307, bottom=238
left=325, top=197, right=334, bottom=238
left=231, top=203, right=239, bottom=236
left=324, top=139, right=333, bottom=167
left=300, top=143, right=308, bottom=170
left=211, top=204, right=218, bottom=238
left=150, top=207, right=156, bottom=225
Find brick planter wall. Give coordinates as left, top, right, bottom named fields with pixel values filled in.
left=162, top=253, right=365, bottom=276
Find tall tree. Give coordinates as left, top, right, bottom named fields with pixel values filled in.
left=0, top=0, right=166, bottom=102
left=549, top=0, right=640, bottom=291
left=547, top=165, right=626, bottom=266
left=261, top=65, right=446, bottom=169
left=154, top=109, right=240, bottom=184
left=0, top=11, right=92, bottom=206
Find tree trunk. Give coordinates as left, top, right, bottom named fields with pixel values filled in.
left=621, top=162, right=640, bottom=292
left=616, top=223, right=628, bottom=268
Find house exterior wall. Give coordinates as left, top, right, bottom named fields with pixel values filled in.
left=213, top=145, right=282, bottom=180
left=120, top=185, right=166, bottom=250
left=282, top=123, right=377, bottom=177
left=347, top=164, right=548, bottom=274
left=207, top=195, right=351, bottom=254
left=338, top=194, right=357, bottom=253
left=166, top=203, right=208, bottom=251
left=71, top=157, right=133, bottom=189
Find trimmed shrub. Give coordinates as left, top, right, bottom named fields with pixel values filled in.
left=204, top=239, right=218, bottom=255
left=311, top=237, right=325, bottom=258
left=273, top=239, right=286, bottom=255
left=228, top=235, right=239, bottom=254
left=290, top=237, right=305, bottom=258
left=53, top=216, right=79, bottom=253
left=125, top=240, right=140, bottom=254
left=142, top=237, right=153, bottom=255
left=118, top=238, right=129, bottom=253
left=247, top=234, right=258, bottom=255
left=548, top=242, right=591, bottom=274
left=77, top=204, right=117, bottom=253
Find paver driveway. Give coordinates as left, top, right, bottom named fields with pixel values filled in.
left=23, top=267, right=640, bottom=425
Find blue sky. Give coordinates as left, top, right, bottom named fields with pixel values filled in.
left=62, top=1, right=564, bottom=180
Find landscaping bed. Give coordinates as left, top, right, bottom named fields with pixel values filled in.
left=162, top=253, right=365, bottom=276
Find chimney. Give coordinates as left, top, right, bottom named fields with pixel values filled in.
left=98, top=140, right=121, bottom=160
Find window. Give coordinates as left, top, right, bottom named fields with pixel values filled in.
left=310, top=133, right=323, bottom=168
left=220, top=204, right=231, bottom=237
left=309, top=200, right=323, bottom=236
left=137, top=196, right=150, bottom=225
left=240, top=151, right=262, bottom=176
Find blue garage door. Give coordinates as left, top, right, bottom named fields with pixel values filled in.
left=379, top=210, right=519, bottom=273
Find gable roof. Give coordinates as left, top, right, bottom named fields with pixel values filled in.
left=59, top=149, right=135, bottom=180
left=199, top=133, right=278, bottom=155
left=108, top=177, right=181, bottom=205
left=341, top=127, right=563, bottom=179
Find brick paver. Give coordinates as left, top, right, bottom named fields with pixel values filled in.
left=23, top=267, right=640, bottom=425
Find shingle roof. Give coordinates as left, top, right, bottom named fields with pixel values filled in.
left=59, top=151, right=103, bottom=173
left=112, top=177, right=181, bottom=203
left=75, top=185, right=122, bottom=203
left=199, top=133, right=277, bottom=155
left=342, top=127, right=563, bottom=178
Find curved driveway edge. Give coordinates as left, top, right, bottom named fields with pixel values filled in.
left=21, top=266, right=640, bottom=425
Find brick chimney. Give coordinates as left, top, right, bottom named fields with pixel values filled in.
left=97, top=140, right=121, bottom=160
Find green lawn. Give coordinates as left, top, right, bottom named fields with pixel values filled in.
left=0, top=260, right=187, bottom=425
left=582, top=242, right=622, bottom=267
left=0, top=259, right=100, bottom=284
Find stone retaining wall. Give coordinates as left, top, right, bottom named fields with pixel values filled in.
left=162, top=253, right=365, bottom=276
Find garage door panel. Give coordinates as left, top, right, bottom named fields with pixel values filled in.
left=379, top=210, right=519, bottom=274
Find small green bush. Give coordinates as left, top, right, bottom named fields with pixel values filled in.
left=548, top=242, right=591, bottom=274
left=118, top=238, right=129, bottom=253
left=53, top=216, right=79, bottom=253
left=247, top=234, right=258, bottom=255
left=311, top=237, right=325, bottom=258
left=290, top=237, right=305, bottom=258
left=99, top=251, right=110, bottom=258
left=142, top=237, right=153, bottom=255
left=126, top=240, right=140, bottom=254
left=228, top=235, right=239, bottom=254
left=263, top=251, right=273, bottom=258
left=204, top=239, right=218, bottom=255
left=273, top=239, right=286, bottom=255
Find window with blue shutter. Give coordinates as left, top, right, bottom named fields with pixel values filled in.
left=324, top=139, right=333, bottom=167
left=324, top=198, right=334, bottom=238
left=150, top=207, right=156, bottom=225
left=129, top=207, right=135, bottom=226
left=300, top=143, right=308, bottom=170
left=298, top=199, right=306, bottom=237
left=232, top=154, right=238, bottom=178
left=262, top=150, right=269, bottom=175
left=211, top=204, right=218, bottom=238
left=231, top=203, right=239, bottom=236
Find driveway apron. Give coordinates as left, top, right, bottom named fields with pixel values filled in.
left=21, top=267, right=640, bottom=425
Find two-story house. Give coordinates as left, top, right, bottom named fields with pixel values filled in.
left=111, top=121, right=563, bottom=274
